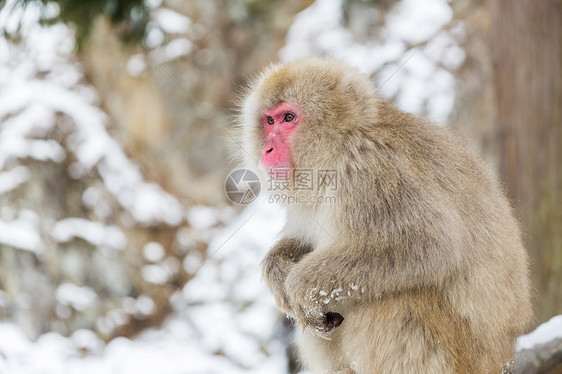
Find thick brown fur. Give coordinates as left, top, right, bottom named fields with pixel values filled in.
left=238, top=57, right=532, bottom=374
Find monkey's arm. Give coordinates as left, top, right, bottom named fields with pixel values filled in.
left=284, top=239, right=465, bottom=336
left=262, top=237, right=313, bottom=316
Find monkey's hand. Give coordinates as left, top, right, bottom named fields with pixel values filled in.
left=285, top=257, right=352, bottom=339
left=262, top=251, right=294, bottom=317
left=262, top=238, right=313, bottom=317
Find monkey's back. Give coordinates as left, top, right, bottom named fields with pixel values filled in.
left=330, top=100, right=532, bottom=372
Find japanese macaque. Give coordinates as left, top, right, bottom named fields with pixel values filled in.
left=237, top=57, right=532, bottom=374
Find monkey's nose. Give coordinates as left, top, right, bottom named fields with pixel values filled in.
left=265, top=147, right=273, bottom=154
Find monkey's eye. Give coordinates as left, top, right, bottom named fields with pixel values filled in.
left=266, top=116, right=274, bottom=125
left=284, top=113, right=295, bottom=122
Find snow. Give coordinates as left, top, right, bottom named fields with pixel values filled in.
left=71, top=329, right=104, bottom=352
left=517, top=314, right=562, bottom=351
left=187, top=205, right=220, bottom=230
left=145, top=26, right=165, bottom=48
left=0, top=104, right=65, bottom=168
left=52, top=218, right=127, bottom=250
left=96, top=310, right=130, bottom=335
left=143, top=242, right=166, bottom=262
left=127, top=54, right=147, bottom=76
left=81, top=187, right=113, bottom=219
left=182, top=250, right=203, bottom=273
left=144, top=7, right=194, bottom=62
left=0, top=166, right=30, bottom=195
left=0, top=200, right=288, bottom=373
left=385, top=0, right=452, bottom=44
left=153, top=8, right=191, bottom=34
left=281, top=0, right=462, bottom=124
left=163, top=38, right=193, bottom=59
left=142, top=264, right=170, bottom=284
left=0, top=80, right=184, bottom=226
left=134, top=295, right=156, bottom=317
left=3, top=308, right=559, bottom=374
left=0, top=1, right=184, bottom=228
left=0, top=210, right=43, bottom=254
left=150, top=38, right=194, bottom=64
left=424, top=30, right=466, bottom=70
left=56, top=283, right=98, bottom=311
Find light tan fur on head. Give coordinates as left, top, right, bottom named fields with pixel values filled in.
left=238, top=57, right=380, bottom=174
left=237, top=57, right=532, bottom=374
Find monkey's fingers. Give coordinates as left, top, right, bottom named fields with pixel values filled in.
left=297, top=305, right=323, bottom=328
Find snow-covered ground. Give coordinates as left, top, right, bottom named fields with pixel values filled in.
left=1, top=295, right=561, bottom=373
left=0, top=201, right=289, bottom=374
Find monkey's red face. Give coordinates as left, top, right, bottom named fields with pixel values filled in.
left=260, top=102, right=302, bottom=169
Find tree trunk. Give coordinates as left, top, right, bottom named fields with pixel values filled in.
left=488, top=0, right=562, bottom=323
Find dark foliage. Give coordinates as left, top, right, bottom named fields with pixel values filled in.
left=1, top=0, right=149, bottom=49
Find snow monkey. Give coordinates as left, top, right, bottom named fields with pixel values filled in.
left=237, top=57, right=532, bottom=374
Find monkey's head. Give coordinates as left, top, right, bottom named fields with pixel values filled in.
left=239, top=57, right=377, bottom=176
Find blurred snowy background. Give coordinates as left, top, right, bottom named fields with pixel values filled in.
left=0, top=0, right=560, bottom=373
